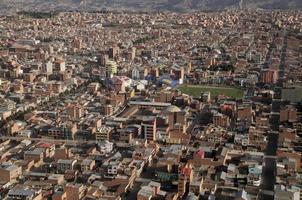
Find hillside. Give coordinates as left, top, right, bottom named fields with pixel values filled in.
left=0, top=0, right=301, bottom=13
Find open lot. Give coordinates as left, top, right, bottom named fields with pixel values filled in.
left=178, top=85, right=244, bottom=99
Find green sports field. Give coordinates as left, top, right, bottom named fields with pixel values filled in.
left=178, top=85, right=244, bottom=99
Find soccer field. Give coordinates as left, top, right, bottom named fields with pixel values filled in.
left=178, top=85, right=244, bottom=98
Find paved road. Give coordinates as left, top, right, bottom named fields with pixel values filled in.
left=125, top=182, right=142, bottom=200
left=279, top=29, right=287, bottom=80
left=136, top=177, right=152, bottom=183
left=259, top=131, right=279, bottom=200
left=259, top=92, right=281, bottom=199
left=259, top=24, right=287, bottom=199
left=0, top=136, right=96, bottom=144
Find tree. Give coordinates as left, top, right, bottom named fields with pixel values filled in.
left=297, top=101, right=302, bottom=112
left=195, top=109, right=213, bottom=126
left=209, top=63, right=235, bottom=72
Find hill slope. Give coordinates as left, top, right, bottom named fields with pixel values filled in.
left=0, top=0, right=301, bottom=13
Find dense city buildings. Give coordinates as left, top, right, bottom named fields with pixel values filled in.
left=0, top=8, right=301, bottom=200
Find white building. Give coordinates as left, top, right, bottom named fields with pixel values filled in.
left=98, top=140, right=113, bottom=155
left=57, top=159, right=77, bottom=173
left=132, top=67, right=140, bottom=80
left=43, top=61, right=53, bottom=74
left=275, top=185, right=300, bottom=200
